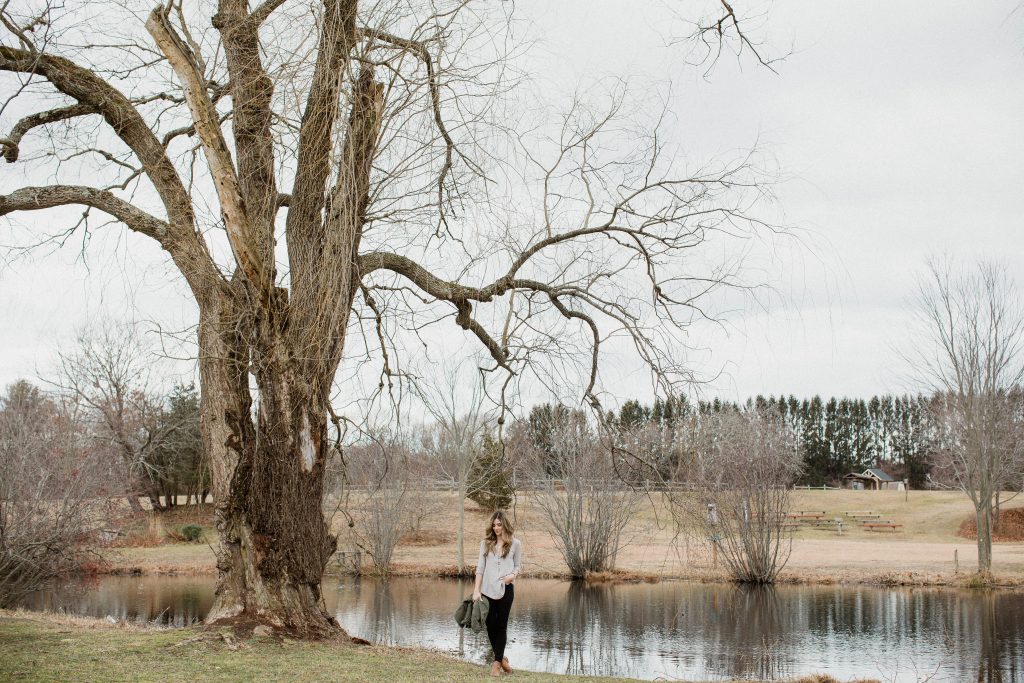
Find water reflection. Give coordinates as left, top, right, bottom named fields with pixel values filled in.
left=21, top=575, right=212, bottom=627
left=19, top=576, right=1024, bottom=682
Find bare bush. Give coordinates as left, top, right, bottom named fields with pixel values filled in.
left=0, top=381, right=109, bottom=606
left=532, top=409, right=640, bottom=577
left=343, top=439, right=419, bottom=574
left=669, top=409, right=802, bottom=584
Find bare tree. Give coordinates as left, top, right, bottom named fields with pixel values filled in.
left=54, top=320, right=175, bottom=513
left=0, top=381, right=109, bottom=606
left=909, top=259, right=1024, bottom=575
left=669, top=408, right=801, bottom=584
left=1, top=1, right=782, bottom=635
left=417, top=363, right=491, bottom=573
left=532, top=410, right=640, bottom=577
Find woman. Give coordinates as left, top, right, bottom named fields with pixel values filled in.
left=473, top=510, right=523, bottom=676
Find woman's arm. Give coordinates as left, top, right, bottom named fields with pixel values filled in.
left=473, top=541, right=485, bottom=600
left=504, top=538, right=523, bottom=584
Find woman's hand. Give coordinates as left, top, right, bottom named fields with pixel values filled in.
left=502, top=573, right=516, bottom=585
left=472, top=590, right=482, bottom=601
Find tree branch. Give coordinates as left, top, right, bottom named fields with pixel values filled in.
left=249, top=0, right=289, bottom=27
left=0, top=185, right=169, bottom=241
left=2, top=104, right=98, bottom=163
left=286, top=0, right=358, bottom=254
left=146, top=5, right=266, bottom=293
left=0, top=45, right=221, bottom=295
left=0, top=46, right=192, bottom=230
left=359, top=25, right=460, bottom=232
left=214, top=0, right=278, bottom=260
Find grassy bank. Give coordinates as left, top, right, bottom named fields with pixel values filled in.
left=0, top=610, right=879, bottom=683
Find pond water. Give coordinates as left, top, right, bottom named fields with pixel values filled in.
left=19, top=575, right=1024, bottom=682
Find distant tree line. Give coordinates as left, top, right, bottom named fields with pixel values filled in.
left=527, top=393, right=942, bottom=489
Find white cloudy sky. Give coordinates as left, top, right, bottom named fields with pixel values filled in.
left=1, top=0, right=1023, bottom=405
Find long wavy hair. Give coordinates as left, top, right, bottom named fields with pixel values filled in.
left=484, top=510, right=514, bottom=558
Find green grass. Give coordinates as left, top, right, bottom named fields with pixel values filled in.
left=0, top=611, right=643, bottom=683
left=0, top=611, right=877, bottom=683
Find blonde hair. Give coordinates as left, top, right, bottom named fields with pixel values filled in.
left=484, top=510, right=514, bottom=558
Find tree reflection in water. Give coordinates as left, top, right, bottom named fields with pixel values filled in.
left=19, top=576, right=1024, bottom=681
left=975, top=590, right=1021, bottom=683
left=707, top=585, right=790, bottom=680
left=21, top=576, right=211, bottom=627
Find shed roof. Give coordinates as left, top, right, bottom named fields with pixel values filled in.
left=842, top=469, right=896, bottom=482
left=864, top=468, right=895, bottom=481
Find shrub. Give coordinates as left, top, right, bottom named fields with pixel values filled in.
left=180, top=524, right=203, bottom=542
left=1, top=381, right=109, bottom=606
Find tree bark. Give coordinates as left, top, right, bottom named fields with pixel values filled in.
left=198, top=291, right=342, bottom=637
left=976, top=503, right=993, bottom=576
left=125, top=495, right=143, bottom=515
left=457, top=478, right=466, bottom=574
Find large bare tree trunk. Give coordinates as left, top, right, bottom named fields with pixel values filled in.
left=199, top=294, right=342, bottom=637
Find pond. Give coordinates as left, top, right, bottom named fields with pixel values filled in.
left=19, top=575, right=1024, bottom=682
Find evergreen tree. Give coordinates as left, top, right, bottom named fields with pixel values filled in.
left=800, top=396, right=828, bottom=485
left=150, top=383, right=206, bottom=506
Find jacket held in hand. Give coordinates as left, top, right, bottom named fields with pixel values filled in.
left=454, top=596, right=489, bottom=632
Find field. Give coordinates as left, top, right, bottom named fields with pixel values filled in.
left=105, top=490, right=1024, bottom=586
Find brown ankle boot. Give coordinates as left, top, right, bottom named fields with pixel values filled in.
left=500, top=657, right=513, bottom=674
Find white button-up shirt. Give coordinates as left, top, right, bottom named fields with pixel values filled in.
left=476, top=538, right=523, bottom=600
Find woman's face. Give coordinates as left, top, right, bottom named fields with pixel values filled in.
left=492, top=518, right=504, bottom=536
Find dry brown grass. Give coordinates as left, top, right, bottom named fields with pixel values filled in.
left=101, top=490, right=1024, bottom=586
left=399, top=529, right=452, bottom=546
left=104, top=504, right=214, bottom=549
left=0, top=607, right=151, bottom=631
left=0, top=609, right=881, bottom=683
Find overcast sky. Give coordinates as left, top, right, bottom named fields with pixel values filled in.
left=1, top=0, right=1023, bottom=406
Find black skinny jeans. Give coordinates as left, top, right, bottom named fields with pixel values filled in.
left=485, top=584, right=514, bottom=662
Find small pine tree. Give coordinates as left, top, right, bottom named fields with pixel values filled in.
left=467, top=432, right=514, bottom=511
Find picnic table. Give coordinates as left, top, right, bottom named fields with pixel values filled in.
left=786, top=511, right=826, bottom=520
left=862, top=521, right=903, bottom=532
left=844, top=511, right=882, bottom=519
left=803, top=517, right=844, bottom=534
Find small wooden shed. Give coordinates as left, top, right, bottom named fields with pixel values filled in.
left=842, top=468, right=904, bottom=491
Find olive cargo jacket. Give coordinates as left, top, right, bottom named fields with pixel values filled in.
left=454, top=596, right=489, bottom=632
